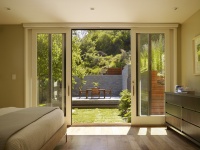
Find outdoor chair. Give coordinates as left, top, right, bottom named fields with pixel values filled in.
left=79, top=88, right=86, bottom=99
left=105, top=89, right=112, bottom=98
left=91, top=88, right=100, bottom=98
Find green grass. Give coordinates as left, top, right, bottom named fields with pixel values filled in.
left=72, top=108, right=125, bottom=123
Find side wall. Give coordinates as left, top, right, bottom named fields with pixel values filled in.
left=181, top=10, right=200, bottom=94
left=0, top=25, right=24, bottom=108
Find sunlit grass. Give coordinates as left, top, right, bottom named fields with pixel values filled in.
left=38, top=104, right=46, bottom=106
left=72, top=108, right=125, bottom=123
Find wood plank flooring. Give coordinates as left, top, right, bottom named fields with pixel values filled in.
left=55, top=126, right=200, bottom=150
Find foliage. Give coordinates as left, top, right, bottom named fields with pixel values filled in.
left=197, top=43, right=200, bottom=61
left=139, top=34, right=165, bottom=74
left=37, top=34, right=48, bottom=82
left=37, top=30, right=131, bottom=92
left=111, top=49, right=131, bottom=68
left=92, top=82, right=99, bottom=87
left=79, top=30, right=130, bottom=55
left=151, top=34, right=165, bottom=72
left=37, top=30, right=131, bottom=90
left=72, top=35, right=87, bottom=88
left=118, top=89, right=131, bottom=122
left=37, top=34, right=63, bottom=81
left=37, top=34, right=63, bottom=101
left=76, top=30, right=131, bottom=75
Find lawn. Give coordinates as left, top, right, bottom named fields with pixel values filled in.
left=72, top=108, right=125, bottom=123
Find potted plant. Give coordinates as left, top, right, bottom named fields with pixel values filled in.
left=92, top=82, right=99, bottom=88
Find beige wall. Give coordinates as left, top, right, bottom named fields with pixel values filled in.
left=181, top=10, right=200, bottom=94
left=0, top=25, right=24, bottom=108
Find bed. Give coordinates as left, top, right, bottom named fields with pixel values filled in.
left=0, top=107, right=67, bottom=150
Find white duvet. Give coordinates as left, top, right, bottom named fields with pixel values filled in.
left=0, top=107, right=64, bottom=150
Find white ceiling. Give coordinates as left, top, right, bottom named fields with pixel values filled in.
left=0, top=0, right=200, bottom=24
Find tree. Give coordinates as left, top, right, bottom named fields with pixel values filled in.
left=37, top=34, right=63, bottom=82
left=72, top=33, right=87, bottom=88
left=139, top=34, right=165, bottom=74
left=74, top=30, right=131, bottom=75
left=80, top=30, right=130, bottom=55
left=151, top=34, right=165, bottom=72
left=37, top=34, right=63, bottom=102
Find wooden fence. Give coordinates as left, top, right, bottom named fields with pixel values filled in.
left=105, top=68, right=122, bottom=75
left=151, top=71, right=165, bottom=115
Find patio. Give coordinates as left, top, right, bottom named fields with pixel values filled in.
left=72, top=96, right=120, bottom=108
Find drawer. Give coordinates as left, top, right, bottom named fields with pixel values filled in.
left=166, top=113, right=181, bottom=131
left=181, top=96, right=200, bottom=111
left=182, top=120, right=200, bottom=143
left=166, top=103, right=181, bottom=118
left=182, top=108, right=200, bottom=127
left=165, top=94, right=182, bottom=106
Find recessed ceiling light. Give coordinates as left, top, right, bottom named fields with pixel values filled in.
left=5, top=7, right=11, bottom=11
left=90, top=7, right=95, bottom=10
left=174, top=7, right=178, bottom=10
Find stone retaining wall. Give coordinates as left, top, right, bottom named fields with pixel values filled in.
left=72, top=75, right=122, bottom=97
left=72, top=64, right=131, bottom=97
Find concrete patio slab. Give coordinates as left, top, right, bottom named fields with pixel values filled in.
left=72, top=97, right=120, bottom=108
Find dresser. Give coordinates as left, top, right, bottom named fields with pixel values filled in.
left=165, top=92, right=200, bottom=146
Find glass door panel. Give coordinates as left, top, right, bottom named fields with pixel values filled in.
left=137, top=33, right=165, bottom=116
left=37, top=33, right=66, bottom=111
left=137, top=33, right=150, bottom=115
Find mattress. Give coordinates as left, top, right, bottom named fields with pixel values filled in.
left=0, top=107, right=64, bottom=150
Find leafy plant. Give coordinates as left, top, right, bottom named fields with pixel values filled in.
left=75, top=30, right=131, bottom=75
left=72, top=35, right=87, bottom=88
left=37, top=34, right=63, bottom=102
left=92, top=82, right=99, bottom=87
left=118, top=89, right=131, bottom=122
left=139, top=34, right=165, bottom=74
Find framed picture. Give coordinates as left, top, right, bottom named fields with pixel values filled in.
left=193, top=35, right=200, bottom=75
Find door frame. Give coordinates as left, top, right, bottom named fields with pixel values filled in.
left=131, top=27, right=178, bottom=125
left=24, top=23, right=178, bottom=126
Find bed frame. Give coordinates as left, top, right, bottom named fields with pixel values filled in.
left=40, top=122, right=67, bottom=150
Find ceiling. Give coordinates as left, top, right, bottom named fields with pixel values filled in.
left=0, top=0, right=200, bottom=25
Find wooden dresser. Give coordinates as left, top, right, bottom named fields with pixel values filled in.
left=165, top=92, right=200, bottom=146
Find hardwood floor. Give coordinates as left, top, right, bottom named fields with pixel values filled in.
left=55, top=126, right=200, bottom=150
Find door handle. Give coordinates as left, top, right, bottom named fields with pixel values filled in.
left=68, top=86, right=70, bottom=96
left=132, top=81, right=134, bottom=96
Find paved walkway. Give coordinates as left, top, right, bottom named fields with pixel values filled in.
left=72, top=97, right=120, bottom=108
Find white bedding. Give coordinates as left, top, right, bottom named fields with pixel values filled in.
left=0, top=107, right=64, bottom=150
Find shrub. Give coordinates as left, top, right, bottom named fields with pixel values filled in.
left=118, top=89, right=131, bottom=122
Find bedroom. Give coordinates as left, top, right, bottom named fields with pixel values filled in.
left=0, top=0, right=200, bottom=149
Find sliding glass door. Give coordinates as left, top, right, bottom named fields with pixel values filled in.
left=137, top=33, right=165, bottom=116
left=35, top=33, right=66, bottom=112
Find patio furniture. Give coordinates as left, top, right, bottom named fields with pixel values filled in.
left=105, top=89, right=112, bottom=98
left=79, top=88, right=86, bottom=98
left=86, top=88, right=106, bottom=99
left=91, top=88, right=100, bottom=98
